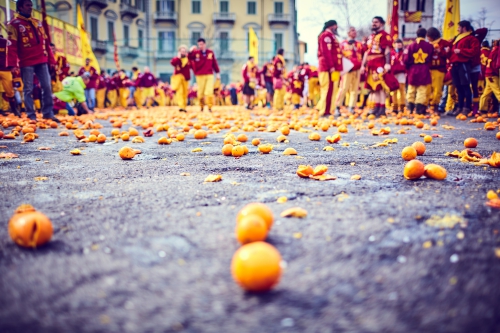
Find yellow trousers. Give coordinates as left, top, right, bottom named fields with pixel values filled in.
left=291, top=93, right=301, bottom=105
left=308, top=77, right=320, bottom=106
left=317, top=71, right=339, bottom=116
left=107, top=90, right=117, bottom=108
left=134, top=88, right=144, bottom=107
left=155, top=89, right=166, bottom=107
left=445, top=85, right=457, bottom=111
left=427, top=70, right=445, bottom=106
left=96, top=88, right=106, bottom=109
left=119, top=88, right=129, bottom=107
left=195, top=74, right=214, bottom=108
left=273, top=87, right=285, bottom=110
left=391, top=83, right=406, bottom=109
left=336, top=70, right=360, bottom=108
left=174, top=75, right=189, bottom=109
left=407, top=85, right=427, bottom=104
left=479, top=77, right=500, bottom=111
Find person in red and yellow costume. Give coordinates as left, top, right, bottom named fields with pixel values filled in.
left=291, top=71, right=305, bottom=109
left=49, top=43, right=69, bottom=93
left=0, top=34, right=20, bottom=116
left=96, top=70, right=108, bottom=109
left=390, top=39, right=406, bottom=113
left=170, top=45, right=191, bottom=112
left=188, top=38, right=220, bottom=112
left=361, top=16, right=393, bottom=117
left=403, top=28, right=434, bottom=115
left=273, top=49, right=287, bottom=110
left=425, top=27, right=451, bottom=112
left=336, top=27, right=363, bottom=114
left=7, top=0, right=58, bottom=122
left=479, top=40, right=500, bottom=114
left=137, top=67, right=157, bottom=108
left=242, top=56, right=258, bottom=109
left=260, top=58, right=275, bottom=108
left=306, top=64, right=319, bottom=107
left=78, top=58, right=98, bottom=110
left=317, top=20, right=342, bottom=117
left=448, top=20, right=481, bottom=116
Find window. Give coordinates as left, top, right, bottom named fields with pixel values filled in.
left=159, top=31, right=176, bottom=52
left=191, top=31, right=201, bottom=46
left=417, top=0, right=426, bottom=12
left=138, top=29, right=143, bottom=49
left=247, top=1, right=256, bottom=14
left=192, top=0, right=201, bottom=13
left=400, top=0, right=409, bottom=11
left=157, top=0, right=175, bottom=12
left=221, top=73, right=229, bottom=85
left=402, top=24, right=406, bottom=38
left=90, top=17, right=98, bottom=41
left=274, top=33, right=283, bottom=52
left=220, top=32, right=229, bottom=53
left=274, top=1, right=283, bottom=14
left=107, top=21, right=114, bottom=44
left=220, top=1, right=229, bottom=12
left=123, top=25, right=129, bottom=46
left=159, top=73, right=171, bottom=82
left=137, top=0, right=145, bottom=11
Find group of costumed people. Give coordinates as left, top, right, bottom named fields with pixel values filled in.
left=1, top=0, right=499, bottom=120
left=313, top=16, right=498, bottom=117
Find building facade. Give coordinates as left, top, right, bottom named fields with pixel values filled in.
left=43, top=0, right=300, bottom=84
left=387, top=0, right=434, bottom=41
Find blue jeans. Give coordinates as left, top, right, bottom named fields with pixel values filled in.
left=65, top=102, right=75, bottom=116
left=85, top=88, right=96, bottom=109
left=21, top=63, right=54, bottom=119
left=438, top=85, right=448, bottom=112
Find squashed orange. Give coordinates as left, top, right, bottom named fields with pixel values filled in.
left=297, top=165, right=314, bottom=178
left=9, top=206, right=53, bottom=248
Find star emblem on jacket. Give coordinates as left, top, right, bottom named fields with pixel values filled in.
left=413, top=48, right=428, bottom=64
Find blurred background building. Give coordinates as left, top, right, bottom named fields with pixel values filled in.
left=39, top=0, right=301, bottom=83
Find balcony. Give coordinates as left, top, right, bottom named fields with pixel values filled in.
left=213, top=12, right=236, bottom=24
left=155, top=50, right=176, bottom=60
left=215, top=49, right=234, bottom=60
left=268, top=13, right=292, bottom=25
left=85, top=0, right=108, bottom=9
left=121, top=46, right=139, bottom=58
left=91, top=40, right=108, bottom=54
left=120, top=2, right=139, bottom=19
left=154, top=11, right=178, bottom=24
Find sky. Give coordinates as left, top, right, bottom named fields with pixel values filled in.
left=297, top=0, right=500, bottom=65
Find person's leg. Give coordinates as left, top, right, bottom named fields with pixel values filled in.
left=316, top=71, right=331, bottom=115
left=204, top=74, right=214, bottom=110
left=21, top=66, right=36, bottom=120
left=406, top=85, right=416, bottom=113
left=89, top=88, right=96, bottom=110
left=34, top=63, right=55, bottom=119
left=348, top=71, right=360, bottom=111
left=65, top=102, right=75, bottom=116
left=335, top=72, right=349, bottom=111
left=470, top=71, right=479, bottom=112
left=479, top=79, right=492, bottom=112
left=463, top=84, right=472, bottom=112
left=415, top=85, right=428, bottom=114
left=196, top=75, right=206, bottom=110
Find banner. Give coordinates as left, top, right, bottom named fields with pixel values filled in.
left=77, top=4, right=100, bottom=72
left=442, top=0, right=460, bottom=40
left=113, top=32, right=120, bottom=71
left=249, top=27, right=258, bottom=65
left=404, top=11, right=422, bottom=23
left=390, top=0, right=399, bottom=41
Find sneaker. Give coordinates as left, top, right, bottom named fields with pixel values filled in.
left=179, top=108, right=187, bottom=112
left=44, top=116, right=60, bottom=123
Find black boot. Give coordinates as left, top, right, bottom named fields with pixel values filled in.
left=369, top=105, right=379, bottom=115
left=448, top=106, right=461, bottom=116
left=376, top=106, right=386, bottom=117
left=416, top=103, right=425, bottom=115
left=8, top=99, right=20, bottom=117
left=461, top=107, right=470, bottom=115
left=407, top=102, right=415, bottom=113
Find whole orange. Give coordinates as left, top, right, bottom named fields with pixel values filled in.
left=232, top=145, right=245, bottom=157
left=252, top=138, right=260, bottom=146
left=496, top=132, right=500, bottom=140
left=237, top=203, right=274, bottom=230
left=194, top=129, right=207, bottom=139
left=424, top=164, right=447, bottom=180
left=231, top=242, right=282, bottom=292
left=404, top=160, right=425, bottom=180
left=237, top=134, right=248, bottom=142
left=423, top=135, right=432, bottom=143
left=9, top=210, right=53, bottom=247
left=464, top=137, right=478, bottom=148
left=97, top=133, right=106, bottom=143
left=176, top=133, right=185, bottom=141
left=235, top=215, right=268, bottom=244
left=222, top=144, right=233, bottom=156
left=411, top=141, right=426, bottom=155
left=401, top=146, right=417, bottom=161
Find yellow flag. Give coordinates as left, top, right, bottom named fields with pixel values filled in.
left=249, top=27, right=258, bottom=65
left=442, top=0, right=460, bottom=40
left=77, top=4, right=100, bottom=73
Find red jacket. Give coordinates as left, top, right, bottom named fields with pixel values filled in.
left=97, top=75, right=107, bottom=90
left=260, top=62, right=274, bottom=83
left=485, top=46, right=498, bottom=78
left=138, top=73, right=157, bottom=88
left=273, top=55, right=286, bottom=78
left=317, top=29, right=342, bottom=72
left=0, top=37, right=17, bottom=71
left=365, top=30, right=392, bottom=70
left=54, top=52, right=69, bottom=80
left=390, top=49, right=406, bottom=74
left=403, top=38, right=433, bottom=86
left=450, top=32, right=480, bottom=64
left=429, top=39, right=450, bottom=73
left=78, top=66, right=99, bottom=89
left=291, top=77, right=304, bottom=95
left=188, top=49, right=220, bottom=76
left=242, top=63, right=258, bottom=83
left=471, top=28, right=488, bottom=67
left=480, top=47, right=491, bottom=79
left=7, top=14, right=55, bottom=68
left=340, top=39, right=363, bottom=71
left=170, top=56, right=191, bottom=80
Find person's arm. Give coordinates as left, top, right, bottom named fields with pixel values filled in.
left=213, top=52, right=220, bottom=78
left=6, top=24, right=19, bottom=65
left=457, top=37, right=480, bottom=59
left=360, top=49, right=368, bottom=74
left=319, top=34, right=335, bottom=72
left=75, top=87, right=93, bottom=113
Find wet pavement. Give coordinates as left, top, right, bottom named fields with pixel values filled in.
left=1, top=108, right=500, bottom=333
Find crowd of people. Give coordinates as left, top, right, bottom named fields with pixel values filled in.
left=0, top=0, right=499, bottom=120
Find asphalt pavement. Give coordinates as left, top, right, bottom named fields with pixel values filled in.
left=1, top=108, right=500, bottom=333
